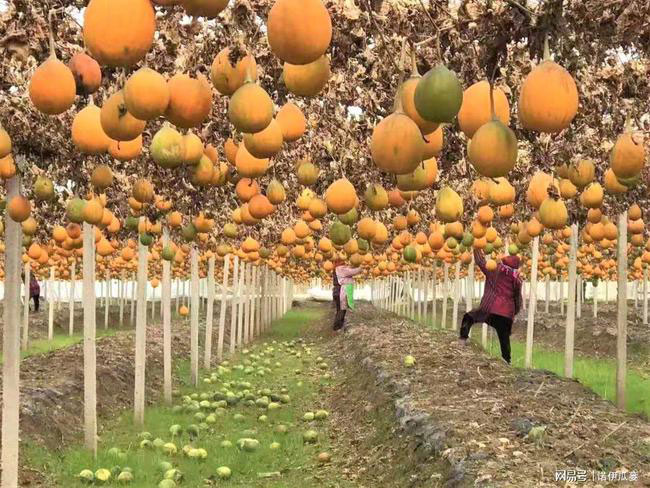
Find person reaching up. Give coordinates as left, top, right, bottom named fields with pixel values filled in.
left=459, top=249, right=522, bottom=364
left=333, top=262, right=362, bottom=332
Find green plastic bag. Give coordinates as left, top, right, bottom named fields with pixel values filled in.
left=344, top=284, right=355, bottom=310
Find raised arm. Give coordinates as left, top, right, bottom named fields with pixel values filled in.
left=473, top=248, right=488, bottom=275
left=337, top=266, right=362, bottom=279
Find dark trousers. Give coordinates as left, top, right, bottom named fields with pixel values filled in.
left=332, top=287, right=346, bottom=330
left=31, top=295, right=40, bottom=312
left=460, top=312, right=513, bottom=363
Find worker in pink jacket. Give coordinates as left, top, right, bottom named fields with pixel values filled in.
left=333, top=262, right=362, bottom=331
left=459, top=249, right=523, bottom=363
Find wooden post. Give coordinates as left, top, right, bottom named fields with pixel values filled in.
left=130, top=271, right=136, bottom=326
left=2, top=176, right=22, bottom=488
left=229, top=255, right=240, bottom=355
left=22, top=262, right=30, bottom=350
left=217, top=255, right=230, bottom=362
left=48, top=267, right=55, bottom=341
left=594, top=279, right=598, bottom=318
left=393, top=275, right=404, bottom=315
left=162, top=228, right=172, bottom=405
left=243, top=263, right=251, bottom=344
left=204, top=255, right=215, bottom=369
left=616, top=212, right=627, bottom=410
left=642, top=264, right=648, bottom=325
left=564, top=224, right=578, bottom=378
left=270, top=271, right=276, bottom=321
left=254, top=266, right=261, bottom=338
left=56, top=278, right=61, bottom=312
left=576, top=276, right=582, bottom=319
left=261, top=267, right=268, bottom=329
left=149, top=282, right=154, bottom=322
left=397, top=273, right=408, bottom=317
left=275, top=273, right=280, bottom=320
left=104, top=268, right=110, bottom=329
left=190, top=246, right=200, bottom=387
left=441, top=263, right=449, bottom=328
left=175, top=278, right=180, bottom=315
left=422, top=272, right=429, bottom=325
left=249, top=265, right=257, bottom=341
left=133, top=230, right=148, bottom=426
left=119, top=271, right=125, bottom=326
left=545, top=274, right=550, bottom=313
left=417, top=268, right=423, bottom=321
left=409, top=271, right=415, bottom=319
left=451, top=261, right=460, bottom=330
left=276, top=273, right=281, bottom=319
left=432, top=260, right=438, bottom=327
left=69, top=260, right=76, bottom=336
left=525, top=236, right=539, bottom=368
left=237, top=262, right=246, bottom=347
left=386, top=278, right=390, bottom=313
left=82, top=223, right=97, bottom=455
left=262, top=266, right=269, bottom=331
left=282, top=277, right=289, bottom=317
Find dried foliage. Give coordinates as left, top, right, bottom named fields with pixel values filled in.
left=1, top=0, right=649, bottom=254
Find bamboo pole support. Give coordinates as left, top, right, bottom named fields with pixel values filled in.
left=190, top=246, right=200, bottom=387
left=204, top=255, right=215, bottom=369
left=616, top=212, right=627, bottom=410
left=133, top=229, right=148, bottom=426
left=237, top=263, right=246, bottom=347
left=82, top=222, right=97, bottom=455
left=451, top=261, right=460, bottom=330
left=545, top=274, right=550, bottom=313
left=229, top=255, right=240, bottom=354
left=441, top=263, right=449, bottom=328
left=130, top=271, right=136, bottom=326
left=642, top=265, right=648, bottom=325
left=432, top=261, right=438, bottom=326
left=217, top=255, right=230, bottom=362
left=2, top=176, right=22, bottom=488
left=69, top=260, right=76, bottom=336
left=22, top=262, right=30, bottom=350
left=564, top=224, right=578, bottom=378
left=525, top=236, right=539, bottom=368
left=162, top=228, right=172, bottom=405
left=104, top=268, right=110, bottom=329
left=48, top=267, right=55, bottom=340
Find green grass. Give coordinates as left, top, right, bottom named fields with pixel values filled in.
left=25, top=307, right=353, bottom=487
left=0, top=329, right=119, bottom=365
left=480, top=336, right=650, bottom=418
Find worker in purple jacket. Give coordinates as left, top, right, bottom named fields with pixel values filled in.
left=459, top=249, right=523, bottom=364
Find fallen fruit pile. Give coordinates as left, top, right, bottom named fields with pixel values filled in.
left=68, top=338, right=334, bottom=486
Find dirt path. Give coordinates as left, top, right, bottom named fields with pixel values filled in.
left=321, top=302, right=650, bottom=487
